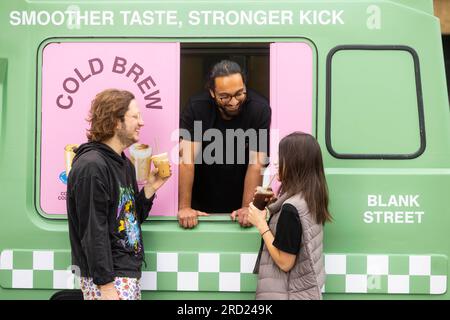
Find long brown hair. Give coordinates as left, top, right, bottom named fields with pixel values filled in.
left=278, top=132, right=332, bottom=225
left=86, top=89, right=135, bottom=142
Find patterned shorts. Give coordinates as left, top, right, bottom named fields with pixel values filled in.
left=79, top=277, right=141, bottom=300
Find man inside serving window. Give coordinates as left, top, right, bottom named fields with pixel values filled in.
left=179, top=60, right=271, bottom=229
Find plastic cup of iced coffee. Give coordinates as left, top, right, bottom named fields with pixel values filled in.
left=151, top=152, right=171, bottom=178
left=64, top=144, right=79, bottom=176
left=130, top=143, right=153, bottom=183
left=253, top=186, right=274, bottom=210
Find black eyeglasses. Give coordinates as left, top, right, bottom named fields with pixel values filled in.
left=215, top=90, right=247, bottom=104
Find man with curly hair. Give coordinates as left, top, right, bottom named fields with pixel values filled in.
left=178, top=60, right=271, bottom=229
left=67, top=89, right=171, bottom=300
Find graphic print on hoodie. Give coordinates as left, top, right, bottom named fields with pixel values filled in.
left=117, top=185, right=142, bottom=255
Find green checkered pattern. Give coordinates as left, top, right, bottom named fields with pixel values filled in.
left=0, top=250, right=79, bottom=290
left=324, top=254, right=447, bottom=294
left=0, top=250, right=447, bottom=295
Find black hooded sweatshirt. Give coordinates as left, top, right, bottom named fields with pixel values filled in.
left=67, top=142, right=154, bottom=285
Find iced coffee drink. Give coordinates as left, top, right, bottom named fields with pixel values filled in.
left=64, top=144, right=79, bottom=176
left=253, top=186, right=274, bottom=210
left=151, top=152, right=171, bottom=178
left=130, top=143, right=152, bottom=183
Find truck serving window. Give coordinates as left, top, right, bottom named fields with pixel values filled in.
left=325, top=45, right=425, bottom=159
left=179, top=42, right=315, bottom=213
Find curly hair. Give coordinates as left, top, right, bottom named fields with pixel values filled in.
left=206, top=60, right=247, bottom=90
left=86, top=89, right=135, bottom=142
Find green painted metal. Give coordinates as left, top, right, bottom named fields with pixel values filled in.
left=1, top=0, right=449, bottom=300
left=0, top=58, right=6, bottom=138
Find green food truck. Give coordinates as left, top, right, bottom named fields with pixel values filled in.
left=0, top=0, right=449, bottom=300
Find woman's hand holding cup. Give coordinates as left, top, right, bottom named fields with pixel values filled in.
left=248, top=202, right=269, bottom=233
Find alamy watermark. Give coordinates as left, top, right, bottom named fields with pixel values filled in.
left=170, top=121, right=276, bottom=166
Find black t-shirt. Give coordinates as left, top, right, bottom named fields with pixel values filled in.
left=180, top=90, right=271, bottom=213
left=273, top=204, right=302, bottom=254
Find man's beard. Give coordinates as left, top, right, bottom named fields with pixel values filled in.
left=117, top=124, right=137, bottom=147
left=217, top=103, right=242, bottom=118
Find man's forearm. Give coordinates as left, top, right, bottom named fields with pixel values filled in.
left=242, top=164, right=263, bottom=207
left=179, top=163, right=195, bottom=209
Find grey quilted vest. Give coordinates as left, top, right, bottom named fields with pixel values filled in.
left=254, top=192, right=325, bottom=300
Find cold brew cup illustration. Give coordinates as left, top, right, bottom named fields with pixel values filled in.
left=151, top=152, right=171, bottom=178
left=130, top=143, right=153, bottom=183
left=64, top=144, right=79, bottom=176
left=253, top=186, right=274, bottom=210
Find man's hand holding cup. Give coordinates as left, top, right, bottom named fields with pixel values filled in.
left=144, top=155, right=172, bottom=199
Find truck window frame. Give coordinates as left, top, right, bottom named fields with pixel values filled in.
left=325, top=45, right=426, bottom=160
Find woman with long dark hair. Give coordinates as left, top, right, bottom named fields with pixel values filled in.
left=248, top=131, right=332, bottom=300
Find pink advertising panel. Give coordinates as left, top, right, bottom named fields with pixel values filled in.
left=40, top=42, right=180, bottom=216
left=268, top=42, right=313, bottom=190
